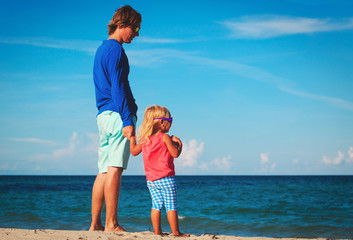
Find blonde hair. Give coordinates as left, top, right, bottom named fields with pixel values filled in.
left=137, top=105, right=171, bottom=144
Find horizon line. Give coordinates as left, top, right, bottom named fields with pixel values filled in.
left=1, top=174, right=352, bottom=177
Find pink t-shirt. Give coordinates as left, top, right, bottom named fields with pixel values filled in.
left=142, top=133, right=175, bottom=182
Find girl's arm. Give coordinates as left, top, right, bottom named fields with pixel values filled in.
left=130, top=136, right=142, bottom=156
left=163, top=134, right=182, bottom=158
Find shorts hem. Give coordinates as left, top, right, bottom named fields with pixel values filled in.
left=166, top=208, right=177, bottom=212
left=98, top=165, right=127, bottom=173
left=151, top=208, right=162, bottom=212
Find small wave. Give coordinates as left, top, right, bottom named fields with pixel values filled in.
left=178, top=215, right=186, bottom=220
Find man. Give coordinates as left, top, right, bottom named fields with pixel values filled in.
left=89, top=5, right=141, bottom=232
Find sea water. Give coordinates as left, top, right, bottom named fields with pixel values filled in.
left=0, top=175, right=352, bottom=238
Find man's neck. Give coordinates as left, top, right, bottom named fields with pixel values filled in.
left=108, top=30, right=123, bottom=44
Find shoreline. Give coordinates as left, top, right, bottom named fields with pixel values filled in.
left=0, top=228, right=338, bottom=240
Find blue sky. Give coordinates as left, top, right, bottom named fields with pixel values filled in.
left=1, top=0, right=352, bottom=175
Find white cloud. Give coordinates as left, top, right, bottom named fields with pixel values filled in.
left=322, top=147, right=353, bottom=165
left=34, top=165, right=47, bottom=172
left=138, top=36, right=208, bottom=44
left=6, top=35, right=349, bottom=113
left=0, top=36, right=189, bottom=55
left=287, top=0, right=351, bottom=5
left=334, top=151, right=345, bottom=165
left=128, top=48, right=353, bottom=113
left=144, top=48, right=353, bottom=112
left=1, top=132, right=99, bottom=174
left=212, top=155, right=232, bottom=170
left=10, top=137, right=57, bottom=146
left=179, top=154, right=232, bottom=172
left=322, top=155, right=332, bottom=165
left=178, top=139, right=204, bottom=167
left=6, top=35, right=351, bottom=113
left=219, top=15, right=353, bottom=39
left=270, top=163, right=277, bottom=172
left=0, top=37, right=100, bottom=55
left=51, top=132, right=79, bottom=159
left=30, top=131, right=98, bottom=161
left=260, top=153, right=269, bottom=164
left=178, top=49, right=353, bottom=113
left=0, top=163, right=18, bottom=171
left=127, top=48, right=211, bottom=68
left=176, top=138, right=232, bottom=171
left=322, top=151, right=344, bottom=165
left=348, top=147, right=353, bottom=163
left=280, top=87, right=353, bottom=112
left=260, top=153, right=276, bottom=172
left=139, top=37, right=183, bottom=44
left=128, top=48, right=290, bottom=86
left=22, top=131, right=100, bottom=174
left=82, top=133, right=99, bottom=154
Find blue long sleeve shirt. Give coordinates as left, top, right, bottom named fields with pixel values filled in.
left=93, top=39, right=137, bottom=127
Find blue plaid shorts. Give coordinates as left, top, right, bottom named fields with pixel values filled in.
left=147, top=176, right=177, bottom=212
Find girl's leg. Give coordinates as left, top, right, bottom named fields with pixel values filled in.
left=151, top=209, right=163, bottom=235
left=162, top=177, right=189, bottom=237
left=147, top=180, right=164, bottom=235
left=167, top=210, right=179, bottom=235
left=167, top=210, right=190, bottom=237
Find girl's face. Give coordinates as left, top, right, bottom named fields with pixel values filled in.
left=153, top=116, right=173, bottom=134
left=161, top=119, right=172, bottom=133
left=163, top=121, right=172, bottom=133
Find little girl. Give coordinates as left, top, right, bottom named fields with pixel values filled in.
left=130, top=105, right=189, bottom=237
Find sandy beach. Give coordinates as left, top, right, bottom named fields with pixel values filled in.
left=0, top=228, right=336, bottom=240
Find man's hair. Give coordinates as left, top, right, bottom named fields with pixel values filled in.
left=108, top=5, right=142, bottom=35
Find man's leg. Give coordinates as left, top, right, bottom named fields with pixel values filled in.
left=104, top=166, right=126, bottom=232
left=89, top=173, right=106, bottom=231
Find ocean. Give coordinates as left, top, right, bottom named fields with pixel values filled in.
left=0, top=175, right=352, bottom=238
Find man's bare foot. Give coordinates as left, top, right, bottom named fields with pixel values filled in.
left=173, top=232, right=190, bottom=237
left=89, top=224, right=104, bottom=231
left=104, top=225, right=126, bottom=232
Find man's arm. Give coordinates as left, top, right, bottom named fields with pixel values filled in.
left=110, top=48, right=137, bottom=128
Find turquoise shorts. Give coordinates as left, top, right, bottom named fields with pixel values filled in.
left=96, top=111, right=136, bottom=173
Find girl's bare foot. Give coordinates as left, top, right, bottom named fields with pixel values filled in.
left=154, top=232, right=169, bottom=236
left=104, top=225, right=126, bottom=232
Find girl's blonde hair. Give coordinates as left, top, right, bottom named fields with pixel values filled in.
left=137, top=105, right=171, bottom=144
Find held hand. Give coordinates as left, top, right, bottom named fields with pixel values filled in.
left=171, top=135, right=182, bottom=148
left=163, top=134, right=182, bottom=158
left=123, top=125, right=135, bottom=140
